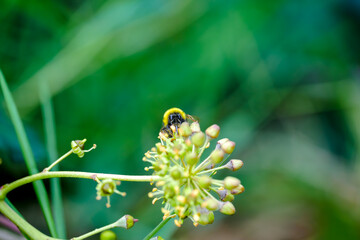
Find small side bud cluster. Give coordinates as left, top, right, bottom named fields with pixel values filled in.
left=71, top=139, right=97, bottom=158
left=96, top=178, right=126, bottom=208
left=143, top=122, right=245, bottom=227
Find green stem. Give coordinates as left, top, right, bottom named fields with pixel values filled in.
left=0, top=171, right=159, bottom=199
left=0, top=201, right=58, bottom=240
left=196, top=165, right=227, bottom=175
left=43, top=150, right=73, bottom=172
left=209, top=154, right=231, bottom=177
left=143, top=216, right=172, bottom=240
left=71, top=221, right=117, bottom=240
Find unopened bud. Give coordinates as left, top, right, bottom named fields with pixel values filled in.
left=205, top=124, right=220, bottom=139
left=185, top=152, right=199, bottom=166
left=224, top=176, right=240, bottom=190
left=176, top=195, right=187, bottom=205
left=198, top=211, right=214, bottom=225
left=221, top=140, right=235, bottom=154
left=100, top=230, right=117, bottom=240
left=197, top=176, right=212, bottom=189
left=191, top=132, right=206, bottom=147
left=190, top=122, right=201, bottom=132
left=225, top=159, right=243, bottom=171
left=210, top=149, right=224, bottom=164
left=231, top=184, right=245, bottom=195
left=202, top=198, right=219, bottom=211
left=179, top=122, right=192, bottom=137
left=219, top=202, right=236, bottom=215
left=113, top=215, right=138, bottom=229
left=217, top=138, right=229, bottom=146
left=170, top=167, right=182, bottom=180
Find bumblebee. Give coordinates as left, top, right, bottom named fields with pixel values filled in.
left=160, top=107, right=197, bottom=138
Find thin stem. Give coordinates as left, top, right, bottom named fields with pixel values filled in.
left=43, top=150, right=73, bottom=172
left=143, top=215, right=172, bottom=240
left=0, top=171, right=159, bottom=199
left=71, top=221, right=117, bottom=240
left=193, top=155, right=211, bottom=173
left=210, top=154, right=231, bottom=177
left=197, top=136, right=209, bottom=157
left=196, top=165, right=227, bottom=175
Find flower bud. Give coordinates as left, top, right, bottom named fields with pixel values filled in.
left=170, top=167, right=182, bottom=180
left=231, top=184, right=245, bottom=195
left=191, top=132, right=206, bottom=147
left=205, top=124, right=220, bottom=139
left=217, top=138, right=229, bottom=146
left=198, top=211, right=215, bottom=225
left=223, top=192, right=234, bottom=202
left=225, top=159, right=243, bottom=171
left=176, top=195, right=187, bottom=205
left=185, top=152, right=199, bottom=166
left=219, top=202, right=236, bottom=215
left=221, top=140, right=235, bottom=154
left=179, top=122, right=192, bottom=137
left=114, top=215, right=138, bottom=229
left=210, top=149, right=224, bottom=164
left=197, top=175, right=212, bottom=189
left=202, top=198, right=219, bottom=211
left=71, top=139, right=87, bottom=158
left=190, top=122, right=201, bottom=132
left=100, top=230, right=117, bottom=240
left=224, top=176, right=240, bottom=190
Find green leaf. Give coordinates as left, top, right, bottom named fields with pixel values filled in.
left=0, top=69, right=58, bottom=237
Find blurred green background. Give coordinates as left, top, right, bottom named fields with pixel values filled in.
left=1, top=0, right=360, bottom=239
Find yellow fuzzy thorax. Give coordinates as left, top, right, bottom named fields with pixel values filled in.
left=162, top=107, right=186, bottom=126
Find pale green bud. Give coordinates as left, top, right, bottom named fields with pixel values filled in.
left=198, top=211, right=215, bottom=225
left=210, top=149, right=224, bottom=164
left=190, top=122, right=201, bottom=132
left=185, top=152, right=199, bottom=166
left=225, top=159, right=243, bottom=171
left=219, top=202, right=236, bottom=215
left=202, top=198, right=219, bottom=211
left=100, top=230, right=116, bottom=240
left=221, top=140, right=235, bottom=154
left=191, top=132, right=206, bottom=147
left=179, top=122, right=192, bottom=137
left=170, top=167, right=182, bottom=180
left=224, top=176, right=240, bottom=190
left=197, top=175, right=212, bottom=189
left=231, top=184, right=245, bottom=195
left=205, top=124, right=220, bottom=138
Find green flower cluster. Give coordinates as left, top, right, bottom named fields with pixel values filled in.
left=143, top=122, right=244, bottom=227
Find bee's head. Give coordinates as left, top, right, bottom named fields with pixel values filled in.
left=163, top=108, right=186, bottom=127
left=168, top=112, right=185, bottom=126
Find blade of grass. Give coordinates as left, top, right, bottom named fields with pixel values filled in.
left=40, top=81, right=66, bottom=238
left=0, top=69, right=58, bottom=237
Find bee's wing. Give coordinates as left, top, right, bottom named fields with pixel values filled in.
left=186, top=114, right=200, bottom=123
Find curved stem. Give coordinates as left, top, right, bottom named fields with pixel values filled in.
left=143, top=216, right=172, bottom=240
left=0, top=171, right=159, bottom=200
left=0, top=201, right=58, bottom=240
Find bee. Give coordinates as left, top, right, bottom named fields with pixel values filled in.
left=160, top=107, right=197, bottom=138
